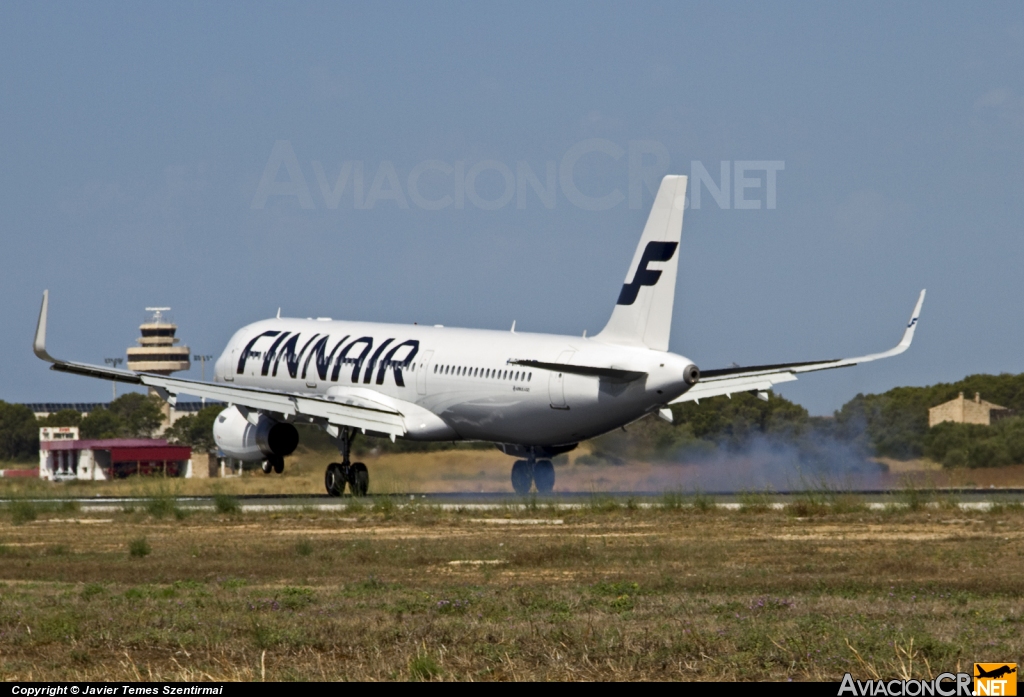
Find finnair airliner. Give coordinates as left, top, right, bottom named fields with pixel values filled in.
left=33, top=176, right=925, bottom=496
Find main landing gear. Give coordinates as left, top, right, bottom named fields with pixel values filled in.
left=511, top=455, right=555, bottom=495
left=261, top=456, right=285, bottom=474
left=325, top=427, right=369, bottom=497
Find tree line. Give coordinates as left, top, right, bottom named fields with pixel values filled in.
left=0, top=393, right=220, bottom=462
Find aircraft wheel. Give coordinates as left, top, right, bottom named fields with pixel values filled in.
left=349, top=462, right=369, bottom=496
left=261, top=460, right=273, bottom=475
left=271, top=456, right=284, bottom=474
left=325, top=462, right=346, bottom=497
left=511, top=460, right=532, bottom=495
left=534, top=460, right=555, bottom=493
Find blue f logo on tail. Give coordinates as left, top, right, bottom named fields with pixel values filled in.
left=616, top=241, right=678, bottom=306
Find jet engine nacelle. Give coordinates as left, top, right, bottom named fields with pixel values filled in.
left=212, top=405, right=299, bottom=462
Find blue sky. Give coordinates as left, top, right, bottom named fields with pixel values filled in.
left=2, top=2, right=1023, bottom=415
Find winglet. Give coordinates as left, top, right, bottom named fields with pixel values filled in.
left=802, top=288, right=925, bottom=369
left=897, top=289, right=926, bottom=353
left=34, top=290, right=56, bottom=363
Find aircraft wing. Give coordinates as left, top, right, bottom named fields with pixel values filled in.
left=32, top=291, right=406, bottom=438
left=671, top=290, right=925, bottom=404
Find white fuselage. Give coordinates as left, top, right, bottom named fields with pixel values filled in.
left=212, top=318, right=696, bottom=447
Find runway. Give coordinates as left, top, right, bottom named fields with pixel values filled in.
left=3, top=489, right=1023, bottom=513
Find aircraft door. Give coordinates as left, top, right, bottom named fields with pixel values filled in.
left=417, top=350, right=434, bottom=395
left=549, top=350, right=575, bottom=409
left=224, top=348, right=237, bottom=382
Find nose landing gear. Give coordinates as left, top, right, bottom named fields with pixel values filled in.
left=325, top=427, right=369, bottom=497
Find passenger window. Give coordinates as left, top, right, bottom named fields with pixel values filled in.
left=528, top=372, right=532, bottom=381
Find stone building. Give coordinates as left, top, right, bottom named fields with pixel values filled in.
left=928, top=392, right=1011, bottom=427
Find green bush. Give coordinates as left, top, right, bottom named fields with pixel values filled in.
left=145, top=495, right=178, bottom=518
left=129, top=537, right=151, bottom=558
left=280, top=586, right=314, bottom=610
left=409, top=654, right=441, bottom=681
left=213, top=493, right=240, bottom=514
left=10, top=499, right=38, bottom=525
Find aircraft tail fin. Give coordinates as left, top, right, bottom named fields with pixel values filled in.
left=594, top=175, right=687, bottom=351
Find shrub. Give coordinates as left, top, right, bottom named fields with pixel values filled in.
left=691, top=490, right=715, bottom=513
left=81, top=583, right=106, bottom=600
left=129, top=537, right=151, bottom=558
left=373, top=496, right=395, bottom=516
left=409, top=654, right=441, bottom=681
left=9, top=499, right=37, bottom=525
left=280, top=586, right=314, bottom=610
left=661, top=489, right=685, bottom=510
left=738, top=490, right=773, bottom=513
left=213, top=493, right=240, bottom=514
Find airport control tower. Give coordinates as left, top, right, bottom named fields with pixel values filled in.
left=126, top=307, right=191, bottom=375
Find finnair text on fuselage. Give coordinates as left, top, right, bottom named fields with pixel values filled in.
left=215, top=319, right=696, bottom=446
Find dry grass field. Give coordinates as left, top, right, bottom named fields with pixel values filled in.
left=1, top=488, right=1023, bottom=681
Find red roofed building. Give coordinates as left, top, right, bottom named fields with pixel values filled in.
left=39, top=427, right=193, bottom=481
